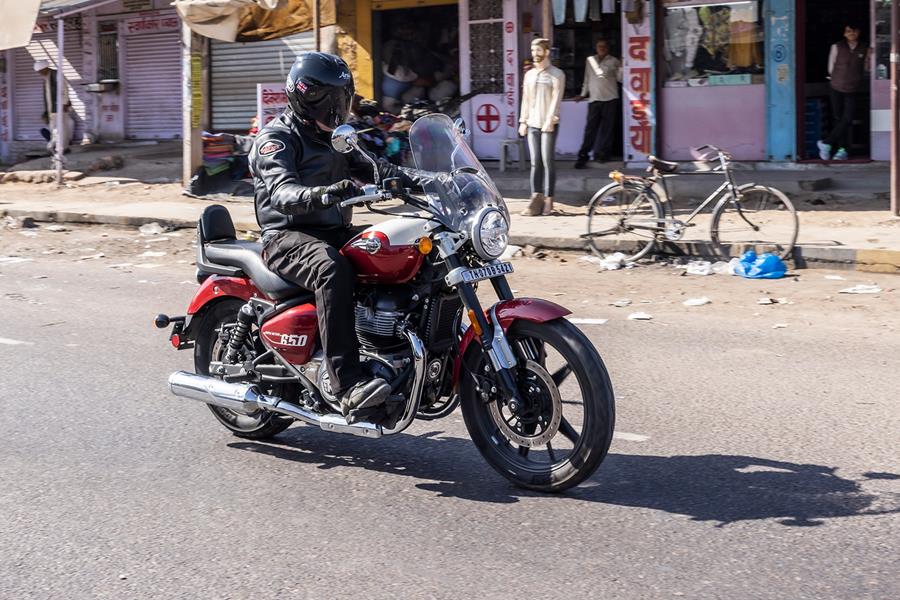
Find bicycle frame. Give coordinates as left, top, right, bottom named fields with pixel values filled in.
left=652, top=153, right=743, bottom=224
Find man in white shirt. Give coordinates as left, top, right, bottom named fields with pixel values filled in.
left=574, top=39, right=621, bottom=168
left=34, top=60, right=73, bottom=155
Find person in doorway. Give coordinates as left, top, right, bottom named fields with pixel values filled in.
left=817, top=24, right=870, bottom=161
left=250, top=52, right=426, bottom=419
left=519, top=38, right=565, bottom=216
left=34, top=60, right=73, bottom=155
left=574, top=39, right=622, bottom=168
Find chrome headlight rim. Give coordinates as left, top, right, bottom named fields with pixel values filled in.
left=471, top=206, right=509, bottom=260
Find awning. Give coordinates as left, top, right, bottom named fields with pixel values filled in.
left=0, top=0, right=121, bottom=51
left=174, top=0, right=336, bottom=43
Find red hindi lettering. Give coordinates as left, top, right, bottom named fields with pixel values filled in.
left=629, top=123, right=653, bottom=154
left=628, top=36, right=651, bottom=62
left=629, top=67, right=652, bottom=94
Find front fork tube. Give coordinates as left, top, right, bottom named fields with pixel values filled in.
left=455, top=274, right=520, bottom=403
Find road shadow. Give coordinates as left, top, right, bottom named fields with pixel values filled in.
left=229, top=429, right=900, bottom=526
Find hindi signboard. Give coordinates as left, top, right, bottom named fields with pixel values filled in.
left=622, top=4, right=655, bottom=164
left=257, top=83, right=288, bottom=128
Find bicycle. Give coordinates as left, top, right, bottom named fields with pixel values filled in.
left=582, top=145, right=799, bottom=262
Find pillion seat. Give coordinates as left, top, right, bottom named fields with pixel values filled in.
left=196, top=205, right=313, bottom=303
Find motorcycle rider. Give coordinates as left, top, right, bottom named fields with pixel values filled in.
left=250, top=52, right=423, bottom=418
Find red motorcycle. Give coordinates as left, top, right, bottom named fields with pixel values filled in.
left=158, top=114, right=614, bottom=492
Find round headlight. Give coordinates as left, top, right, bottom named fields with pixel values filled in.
left=472, top=208, right=509, bottom=260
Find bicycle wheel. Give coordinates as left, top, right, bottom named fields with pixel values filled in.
left=710, top=184, right=798, bottom=259
left=585, top=183, right=662, bottom=262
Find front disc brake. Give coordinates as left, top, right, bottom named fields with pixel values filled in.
left=488, top=360, right=562, bottom=448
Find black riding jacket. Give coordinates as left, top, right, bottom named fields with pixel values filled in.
left=250, top=110, right=421, bottom=236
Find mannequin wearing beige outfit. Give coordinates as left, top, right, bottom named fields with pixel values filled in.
left=518, top=38, right=565, bottom=216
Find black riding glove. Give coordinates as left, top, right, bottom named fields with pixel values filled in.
left=309, top=179, right=362, bottom=208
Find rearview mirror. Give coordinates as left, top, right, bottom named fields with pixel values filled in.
left=331, top=124, right=358, bottom=154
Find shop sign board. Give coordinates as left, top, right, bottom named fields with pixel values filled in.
left=0, top=68, right=9, bottom=162
left=123, top=12, right=180, bottom=36
left=622, top=3, right=655, bottom=163
left=257, top=83, right=288, bottom=128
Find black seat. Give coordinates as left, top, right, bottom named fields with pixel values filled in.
left=648, top=155, right=679, bottom=174
left=197, top=205, right=312, bottom=303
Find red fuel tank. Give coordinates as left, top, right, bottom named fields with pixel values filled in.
left=342, top=230, right=424, bottom=285
left=259, top=303, right=318, bottom=365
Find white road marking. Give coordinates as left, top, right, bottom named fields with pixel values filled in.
left=0, top=257, right=32, bottom=264
left=613, top=431, right=650, bottom=442
left=568, top=317, right=609, bottom=325
left=0, top=337, right=32, bottom=346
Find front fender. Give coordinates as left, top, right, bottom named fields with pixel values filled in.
left=453, top=298, right=571, bottom=385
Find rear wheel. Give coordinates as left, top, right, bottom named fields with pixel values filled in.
left=710, top=184, right=798, bottom=259
left=194, top=300, right=293, bottom=439
left=585, top=184, right=662, bottom=262
left=460, top=319, right=615, bottom=492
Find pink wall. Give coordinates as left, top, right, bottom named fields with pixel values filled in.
left=659, top=84, right=766, bottom=160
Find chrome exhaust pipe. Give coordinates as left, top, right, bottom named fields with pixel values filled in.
left=167, top=371, right=382, bottom=438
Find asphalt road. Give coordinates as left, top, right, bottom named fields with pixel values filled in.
left=1, top=224, right=899, bottom=599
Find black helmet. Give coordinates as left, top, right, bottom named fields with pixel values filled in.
left=285, top=52, right=354, bottom=130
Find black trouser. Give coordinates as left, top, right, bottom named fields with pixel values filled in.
left=824, top=90, right=858, bottom=151
left=578, top=99, right=618, bottom=161
left=262, top=227, right=361, bottom=393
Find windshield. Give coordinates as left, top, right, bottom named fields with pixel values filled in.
left=409, top=114, right=508, bottom=230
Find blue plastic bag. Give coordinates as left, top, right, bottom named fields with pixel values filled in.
left=733, top=250, right=787, bottom=279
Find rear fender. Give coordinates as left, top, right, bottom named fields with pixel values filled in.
left=182, top=276, right=268, bottom=338
left=452, top=298, right=571, bottom=385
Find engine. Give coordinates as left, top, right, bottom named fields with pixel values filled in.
left=354, top=286, right=416, bottom=349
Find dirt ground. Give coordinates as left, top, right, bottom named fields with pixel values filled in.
left=2, top=222, right=898, bottom=335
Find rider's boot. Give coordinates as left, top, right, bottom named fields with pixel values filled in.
left=340, top=377, right=390, bottom=419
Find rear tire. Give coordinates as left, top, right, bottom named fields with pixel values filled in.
left=710, top=184, right=798, bottom=259
left=460, top=319, right=615, bottom=492
left=194, top=300, right=293, bottom=440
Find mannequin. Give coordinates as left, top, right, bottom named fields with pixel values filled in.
left=519, top=38, right=565, bottom=216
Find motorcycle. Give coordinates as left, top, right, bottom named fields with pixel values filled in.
left=157, top=114, right=615, bottom=492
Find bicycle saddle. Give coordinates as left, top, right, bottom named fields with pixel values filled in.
left=648, top=155, right=679, bottom=174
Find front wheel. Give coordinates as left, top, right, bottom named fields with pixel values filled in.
left=460, top=319, right=615, bottom=492
left=585, top=183, right=663, bottom=262
left=710, top=184, right=798, bottom=259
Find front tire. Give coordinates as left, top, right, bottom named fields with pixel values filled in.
left=194, top=300, right=293, bottom=440
left=460, top=319, right=615, bottom=492
left=585, top=183, right=662, bottom=262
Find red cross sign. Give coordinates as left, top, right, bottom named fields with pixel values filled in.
left=476, top=103, right=500, bottom=133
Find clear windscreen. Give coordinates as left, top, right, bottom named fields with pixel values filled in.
left=408, top=114, right=508, bottom=230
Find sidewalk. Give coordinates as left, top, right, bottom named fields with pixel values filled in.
left=1, top=174, right=899, bottom=273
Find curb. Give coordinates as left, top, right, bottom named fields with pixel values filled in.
left=4, top=208, right=899, bottom=274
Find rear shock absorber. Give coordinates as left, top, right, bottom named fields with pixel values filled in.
left=225, top=304, right=256, bottom=363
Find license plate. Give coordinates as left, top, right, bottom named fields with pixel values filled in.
left=461, top=262, right=514, bottom=283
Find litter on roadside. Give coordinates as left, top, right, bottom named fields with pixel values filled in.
left=500, top=244, right=523, bottom=260
left=627, top=312, right=653, bottom=321
left=685, top=260, right=712, bottom=276
left=757, top=297, right=792, bottom=305
left=78, top=253, right=105, bottom=261
left=839, top=284, right=882, bottom=294
left=139, top=250, right=166, bottom=257
left=825, top=275, right=846, bottom=281
left=733, top=251, right=787, bottom=279
left=772, top=323, right=789, bottom=329
left=611, top=298, right=632, bottom=307
left=46, top=225, right=69, bottom=232
left=0, top=256, right=32, bottom=264
left=598, top=252, right=630, bottom=271
left=683, top=297, right=712, bottom=306
left=139, top=222, right=166, bottom=235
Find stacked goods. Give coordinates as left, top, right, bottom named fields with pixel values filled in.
left=202, top=132, right=236, bottom=176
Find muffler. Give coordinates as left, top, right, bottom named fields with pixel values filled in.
left=167, top=371, right=381, bottom=438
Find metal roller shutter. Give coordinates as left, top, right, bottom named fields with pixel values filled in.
left=210, top=33, right=314, bottom=131
left=123, top=28, right=182, bottom=140
left=12, top=26, right=87, bottom=142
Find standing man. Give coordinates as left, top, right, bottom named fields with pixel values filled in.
left=574, top=39, right=622, bottom=169
left=34, top=60, right=73, bottom=155
left=519, top=38, right=565, bottom=216
left=817, top=24, right=870, bottom=161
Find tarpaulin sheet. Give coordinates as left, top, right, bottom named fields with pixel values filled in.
left=0, top=0, right=42, bottom=51
left=174, top=0, right=335, bottom=43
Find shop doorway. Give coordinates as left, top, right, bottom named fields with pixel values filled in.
left=798, top=0, right=870, bottom=161
left=371, top=4, right=460, bottom=115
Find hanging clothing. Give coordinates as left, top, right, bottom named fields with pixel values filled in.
left=727, top=20, right=761, bottom=68
left=699, top=6, right=730, bottom=58
left=574, top=0, right=588, bottom=22
left=553, top=0, right=566, bottom=25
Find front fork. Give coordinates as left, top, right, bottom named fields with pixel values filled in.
left=446, top=255, right=523, bottom=406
